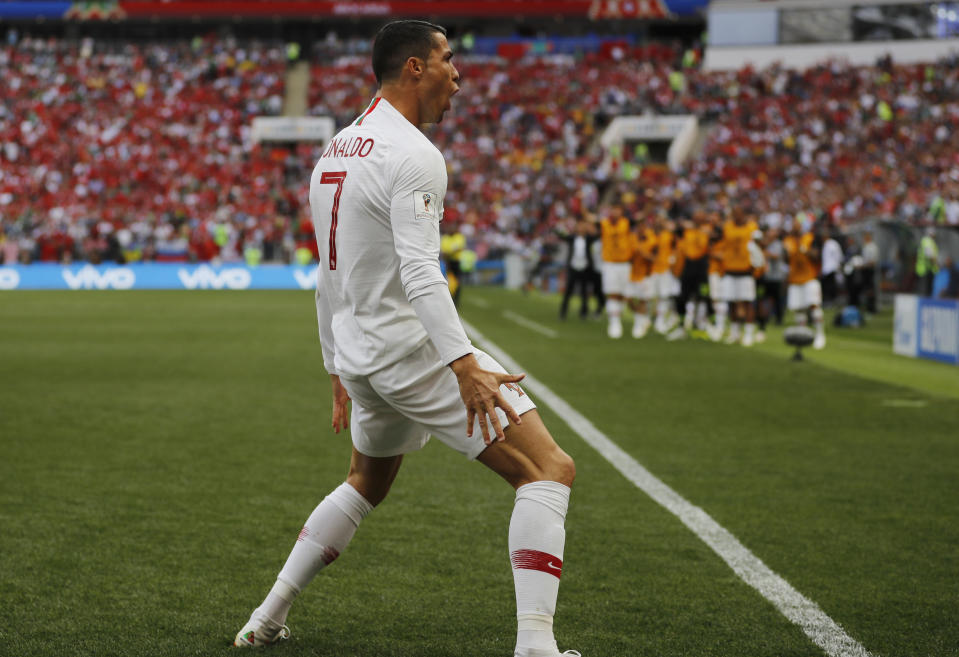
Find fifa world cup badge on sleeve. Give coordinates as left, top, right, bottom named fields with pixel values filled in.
left=414, top=191, right=439, bottom=222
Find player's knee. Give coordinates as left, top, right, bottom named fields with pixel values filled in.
left=545, top=449, right=576, bottom=488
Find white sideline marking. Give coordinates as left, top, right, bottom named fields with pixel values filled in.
left=501, top=310, right=558, bottom=338
left=462, top=319, right=874, bottom=657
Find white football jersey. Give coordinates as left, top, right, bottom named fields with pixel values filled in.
left=310, top=97, right=463, bottom=376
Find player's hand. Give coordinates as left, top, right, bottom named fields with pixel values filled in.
left=449, top=354, right=524, bottom=445
left=330, top=374, right=351, bottom=434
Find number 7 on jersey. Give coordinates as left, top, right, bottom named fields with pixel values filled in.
left=319, top=171, right=347, bottom=270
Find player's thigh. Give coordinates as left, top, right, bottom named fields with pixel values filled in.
left=669, top=273, right=681, bottom=297
left=652, top=273, right=667, bottom=298
left=627, top=278, right=651, bottom=302
left=340, top=371, right=431, bottom=459
left=721, top=275, right=738, bottom=301
left=787, top=284, right=804, bottom=311
left=374, top=344, right=535, bottom=460
left=603, top=262, right=629, bottom=296
left=640, top=277, right=656, bottom=301
left=709, top=273, right=725, bottom=301
left=476, top=409, right=575, bottom=489
left=737, top=275, right=757, bottom=302
left=804, top=280, right=823, bottom=307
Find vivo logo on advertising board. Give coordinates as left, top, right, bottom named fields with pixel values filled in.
left=919, top=305, right=959, bottom=358
left=177, top=265, right=252, bottom=290
left=293, top=268, right=317, bottom=290
left=63, top=265, right=136, bottom=290
left=0, top=268, right=20, bottom=290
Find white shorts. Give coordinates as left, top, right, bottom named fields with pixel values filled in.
left=602, top=261, right=631, bottom=296
left=787, top=280, right=823, bottom=311
left=723, top=274, right=756, bottom=302
left=653, top=272, right=679, bottom=298
left=709, top=273, right=725, bottom=301
left=627, top=277, right=654, bottom=301
left=339, top=341, right=536, bottom=460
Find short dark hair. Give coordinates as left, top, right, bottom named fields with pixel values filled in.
left=372, top=20, right=447, bottom=86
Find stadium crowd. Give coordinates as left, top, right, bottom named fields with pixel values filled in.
left=2, top=33, right=958, bottom=269
left=0, top=33, right=306, bottom=265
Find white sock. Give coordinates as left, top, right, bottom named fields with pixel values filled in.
left=605, top=298, right=621, bottom=318
left=812, top=308, right=824, bottom=336
left=696, top=302, right=708, bottom=328
left=745, top=323, right=755, bottom=339
left=684, top=301, right=695, bottom=329
left=728, top=322, right=741, bottom=339
left=655, top=299, right=670, bottom=327
left=510, top=481, right=571, bottom=656
left=259, top=483, right=373, bottom=626
left=715, top=301, right=728, bottom=331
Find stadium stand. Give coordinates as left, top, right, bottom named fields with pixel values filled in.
left=2, top=30, right=958, bottom=271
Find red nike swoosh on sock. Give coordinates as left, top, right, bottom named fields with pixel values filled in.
left=510, top=549, right=563, bottom=579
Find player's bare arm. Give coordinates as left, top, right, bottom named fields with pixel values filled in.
left=448, top=353, right=524, bottom=444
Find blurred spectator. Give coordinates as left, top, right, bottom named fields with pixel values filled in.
left=916, top=227, right=939, bottom=296
left=860, top=230, right=880, bottom=312
left=820, top=230, right=844, bottom=307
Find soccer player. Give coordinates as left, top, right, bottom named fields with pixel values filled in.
left=650, top=214, right=678, bottom=334
left=721, top=209, right=760, bottom=346
left=599, top=203, right=632, bottom=338
left=784, top=217, right=826, bottom=349
left=670, top=210, right=710, bottom=339
left=233, top=22, right=578, bottom=657
left=706, top=211, right=728, bottom=342
left=747, top=229, right=768, bottom=343
left=626, top=217, right=657, bottom=338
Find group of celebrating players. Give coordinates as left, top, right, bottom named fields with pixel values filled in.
left=597, top=203, right=827, bottom=350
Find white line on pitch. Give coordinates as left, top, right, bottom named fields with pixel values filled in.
left=501, top=310, right=558, bottom=338
left=462, top=319, right=874, bottom=657
left=467, top=297, right=490, bottom=308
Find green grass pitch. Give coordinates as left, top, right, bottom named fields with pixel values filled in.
left=1, top=288, right=957, bottom=657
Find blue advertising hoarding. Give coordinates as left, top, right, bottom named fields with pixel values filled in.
left=0, top=264, right=319, bottom=291
left=893, top=294, right=959, bottom=366
left=0, top=261, right=505, bottom=290
left=0, top=2, right=72, bottom=19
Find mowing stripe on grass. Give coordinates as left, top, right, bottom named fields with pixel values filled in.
left=463, top=319, right=874, bottom=657
left=501, top=310, right=558, bottom=338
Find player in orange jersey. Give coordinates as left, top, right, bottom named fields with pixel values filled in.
left=669, top=209, right=711, bottom=340
left=783, top=216, right=826, bottom=349
left=721, top=209, right=760, bottom=346
left=746, top=228, right=768, bottom=343
left=599, top=204, right=633, bottom=338
left=626, top=218, right=658, bottom=338
left=650, top=214, right=679, bottom=334
left=706, top=211, right=728, bottom=342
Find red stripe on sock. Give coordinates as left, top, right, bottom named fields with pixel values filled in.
left=321, top=546, right=340, bottom=565
left=510, top=549, right=563, bottom=579
left=296, top=526, right=309, bottom=542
